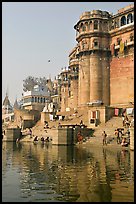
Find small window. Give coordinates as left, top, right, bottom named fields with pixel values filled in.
left=80, top=23, right=83, bottom=32
left=82, top=25, right=86, bottom=31
left=130, top=33, right=134, bottom=41
left=31, top=97, right=34, bottom=102
left=94, top=41, right=98, bottom=47
left=94, top=20, right=98, bottom=30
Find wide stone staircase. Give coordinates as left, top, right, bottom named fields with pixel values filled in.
left=11, top=110, right=130, bottom=145
left=89, top=116, right=128, bottom=145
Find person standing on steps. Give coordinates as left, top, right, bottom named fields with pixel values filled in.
left=122, top=113, right=125, bottom=126
left=102, top=131, right=107, bottom=145
left=116, top=129, right=122, bottom=144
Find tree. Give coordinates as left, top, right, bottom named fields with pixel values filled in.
left=23, top=76, right=37, bottom=92
left=35, top=77, right=47, bottom=88
left=23, top=76, right=48, bottom=92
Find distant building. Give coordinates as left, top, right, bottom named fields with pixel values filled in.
left=2, top=93, right=14, bottom=123
left=22, top=84, right=51, bottom=112
left=2, top=93, right=13, bottom=114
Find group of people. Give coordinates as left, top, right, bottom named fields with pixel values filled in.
left=33, top=136, right=51, bottom=143
left=41, top=136, right=51, bottom=142
left=114, top=128, right=129, bottom=146
left=102, top=128, right=129, bottom=147
left=114, top=129, right=123, bottom=144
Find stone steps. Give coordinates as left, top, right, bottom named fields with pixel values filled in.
left=22, top=115, right=128, bottom=145
left=88, top=116, right=128, bottom=145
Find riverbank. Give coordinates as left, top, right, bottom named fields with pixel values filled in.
left=3, top=115, right=133, bottom=150
left=18, top=127, right=130, bottom=152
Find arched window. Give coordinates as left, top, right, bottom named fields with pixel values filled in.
left=88, top=21, right=92, bottom=30
left=94, top=20, right=98, bottom=30
left=85, top=22, right=88, bottom=31
left=82, top=24, right=86, bottom=31
left=82, top=41, right=85, bottom=50
left=80, top=23, right=83, bottom=32
left=104, top=21, right=108, bottom=31
left=31, top=97, right=34, bottom=102
left=99, top=21, right=102, bottom=30
left=40, top=97, right=43, bottom=103
left=127, top=13, right=133, bottom=24
left=35, top=97, right=37, bottom=102
left=121, top=16, right=126, bottom=26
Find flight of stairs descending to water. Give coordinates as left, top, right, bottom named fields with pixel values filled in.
left=90, top=116, right=129, bottom=145
left=31, top=120, right=45, bottom=137
left=30, top=116, right=128, bottom=145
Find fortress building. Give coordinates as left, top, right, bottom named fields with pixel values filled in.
left=59, top=4, right=134, bottom=125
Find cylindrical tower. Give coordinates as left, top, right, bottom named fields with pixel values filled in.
left=74, top=10, right=111, bottom=107
left=68, top=46, right=79, bottom=110
left=90, top=53, right=102, bottom=102
left=78, top=56, right=90, bottom=106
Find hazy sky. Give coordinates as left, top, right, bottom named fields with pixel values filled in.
left=2, top=2, right=134, bottom=104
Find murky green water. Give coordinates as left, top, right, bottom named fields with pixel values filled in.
left=2, top=142, right=134, bottom=202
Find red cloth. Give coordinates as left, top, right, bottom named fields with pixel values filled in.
left=115, top=108, right=119, bottom=116
left=92, top=111, right=96, bottom=119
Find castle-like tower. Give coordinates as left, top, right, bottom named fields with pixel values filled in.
left=74, top=10, right=111, bottom=107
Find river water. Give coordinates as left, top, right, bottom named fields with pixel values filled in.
left=2, top=142, right=134, bottom=202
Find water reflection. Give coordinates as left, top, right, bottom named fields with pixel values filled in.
left=2, top=142, right=134, bottom=202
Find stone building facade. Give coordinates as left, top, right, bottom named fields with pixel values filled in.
left=58, top=4, right=134, bottom=124
left=109, top=5, right=134, bottom=107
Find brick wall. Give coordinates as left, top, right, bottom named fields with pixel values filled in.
left=110, top=54, right=134, bottom=105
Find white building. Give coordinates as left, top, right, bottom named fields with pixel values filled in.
left=22, top=84, right=51, bottom=112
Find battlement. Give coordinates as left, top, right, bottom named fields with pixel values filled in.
left=118, top=4, right=134, bottom=14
